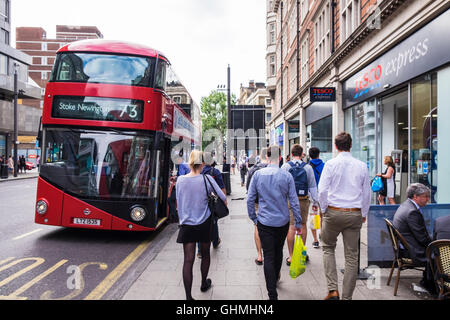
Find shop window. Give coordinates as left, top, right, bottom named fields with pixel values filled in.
left=308, top=115, right=332, bottom=162
left=410, top=73, right=437, bottom=202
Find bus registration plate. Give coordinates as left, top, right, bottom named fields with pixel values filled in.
left=73, top=218, right=101, bottom=226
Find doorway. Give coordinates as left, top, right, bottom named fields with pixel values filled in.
left=380, top=88, right=408, bottom=203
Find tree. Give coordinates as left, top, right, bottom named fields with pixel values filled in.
left=200, top=90, right=236, bottom=150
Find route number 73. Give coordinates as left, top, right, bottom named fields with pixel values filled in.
left=120, top=105, right=138, bottom=118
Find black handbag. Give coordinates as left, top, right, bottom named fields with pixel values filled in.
left=202, top=174, right=229, bottom=219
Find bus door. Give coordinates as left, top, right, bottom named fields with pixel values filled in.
left=155, top=135, right=171, bottom=221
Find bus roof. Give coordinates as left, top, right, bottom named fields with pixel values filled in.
left=58, top=39, right=167, bottom=60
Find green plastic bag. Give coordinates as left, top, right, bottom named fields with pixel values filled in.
left=289, top=234, right=307, bottom=278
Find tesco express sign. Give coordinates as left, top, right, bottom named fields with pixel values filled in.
left=344, top=8, right=450, bottom=107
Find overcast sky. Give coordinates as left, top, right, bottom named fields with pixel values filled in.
left=11, top=0, right=267, bottom=104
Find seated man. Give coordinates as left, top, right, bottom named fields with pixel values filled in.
left=393, top=183, right=436, bottom=295
left=434, top=215, right=450, bottom=240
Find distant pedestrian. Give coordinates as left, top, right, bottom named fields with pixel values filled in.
left=281, top=144, right=319, bottom=265
left=176, top=150, right=227, bottom=300
left=246, top=147, right=269, bottom=266
left=376, top=155, right=396, bottom=205
left=308, top=147, right=325, bottom=249
left=318, top=132, right=370, bottom=300
left=7, top=155, right=13, bottom=176
left=247, top=145, right=302, bottom=300
left=239, top=153, right=248, bottom=187
left=19, top=155, right=26, bottom=173
left=231, top=155, right=236, bottom=175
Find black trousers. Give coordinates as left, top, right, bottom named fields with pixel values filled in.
left=257, top=221, right=289, bottom=300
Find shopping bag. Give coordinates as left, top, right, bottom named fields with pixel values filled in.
left=289, top=234, right=307, bottom=279
left=371, top=176, right=384, bottom=192
left=314, top=214, right=321, bottom=230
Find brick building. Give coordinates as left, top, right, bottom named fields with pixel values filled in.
left=16, top=25, right=103, bottom=109
left=266, top=0, right=450, bottom=204
left=0, top=0, right=41, bottom=161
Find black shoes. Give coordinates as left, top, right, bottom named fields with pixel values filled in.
left=201, top=279, right=212, bottom=292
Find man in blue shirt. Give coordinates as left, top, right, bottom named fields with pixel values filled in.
left=247, top=145, right=302, bottom=300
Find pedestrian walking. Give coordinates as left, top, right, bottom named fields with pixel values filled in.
left=376, top=155, right=396, bottom=205
left=247, top=145, right=302, bottom=300
left=245, top=147, right=269, bottom=266
left=176, top=150, right=227, bottom=300
left=281, top=144, right=319, bottom=265
left=318, top=132, right=370, bottom=300
left=7, top=155, right=14, bottom=176
left=231, top=154, right=236, bottom=175
left=239, top=153, right=248, bottom=187
left=196, top=152, right=226, bottom=258
left=19, top=155, right=26, bottom=173
left=308, top=147, right=325, bottom=249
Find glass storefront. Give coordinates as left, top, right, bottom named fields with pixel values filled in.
left=410, top=73, right=438, bottom=202
left=0, top=134, right=5, bottom=157
left=344, top=99, right=377, bottom=178
left=306, top=115, right=332, bottom=162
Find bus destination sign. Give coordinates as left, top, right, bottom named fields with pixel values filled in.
left=309, top=87, right=336, bottom=102
left=52, top=96, right=144, bottom=123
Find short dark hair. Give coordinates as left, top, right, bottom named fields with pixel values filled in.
left=291, top=144, right=303, bottom=157
left=309, top=147, right=320, bottom=159
left=335, top=132, right=352, bottom=151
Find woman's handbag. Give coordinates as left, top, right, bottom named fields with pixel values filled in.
left=371, top=176, right=384, bottom=192
left=203, top=174, right=229, bottom=219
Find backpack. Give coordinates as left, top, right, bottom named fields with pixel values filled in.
left=288, top=161, right=309, bottom=196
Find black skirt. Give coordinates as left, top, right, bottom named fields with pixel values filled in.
left=176, top=214, right=213, bottom=244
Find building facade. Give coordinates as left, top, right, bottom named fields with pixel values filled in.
left=267, top=0, right=450, bottom=204
left=0, top=0, right=41, bottom=160
left=16, top=25, right=103, bottom=109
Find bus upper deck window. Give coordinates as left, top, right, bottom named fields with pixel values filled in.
left=154, top=60, right=166, bottom=91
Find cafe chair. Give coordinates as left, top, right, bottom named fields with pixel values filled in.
left=384, top=218, right=426, bottom=296
left=426, top=240, right=450, bottom=300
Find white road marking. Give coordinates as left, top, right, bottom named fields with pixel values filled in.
left=12, top=229, right=43, bottom=241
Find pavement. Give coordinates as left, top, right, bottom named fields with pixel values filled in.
left=123, top=171, right=429, bottom=301
left=0, top=168, right=39, bottom=182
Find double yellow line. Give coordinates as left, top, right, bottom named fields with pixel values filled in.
left=84, top=238, right=152, bottom=300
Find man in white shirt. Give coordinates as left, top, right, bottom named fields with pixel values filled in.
left=318, top=132, right=370, bottom=300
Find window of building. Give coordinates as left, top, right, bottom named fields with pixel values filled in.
left=269, top=55, right=276, bottom=77
left=289, top=7, right=297, bottom=46
left=300, top=0, right=309, bottom=23
left=42, top=56, right=47, bottom=65
left=41, top=71, right=47, bottom=80
left=289, top=55, right=297, bottom=99
left=173, top=96, right=181, bottom=104
left=282, top=68, right=288, bottom=105
left=266, top=112, right=272, bottom=122
left=265, top=98, right=272, bottom=106
left=0, top=53, right=7, bottom=75
left=301, top=35, right=309, bottom=86
left=314, top=3, right=330, bottom=71
left=269, top=22, right=276, bottom=45
left=42, top=42, right=47, bottom=51
left=282, top=28, right=287, bottom=61
left=341, top=0, right=360, bottom=41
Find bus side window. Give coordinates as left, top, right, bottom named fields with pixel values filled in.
left=154, top=60, right=167, bottom=91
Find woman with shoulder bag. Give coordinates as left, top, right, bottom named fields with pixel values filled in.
left=176, top=150, right=227, bottom=300
left=376, top=155, right=396, bottom=205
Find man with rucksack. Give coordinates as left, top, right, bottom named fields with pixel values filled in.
left=308, top=147, right=325, bottom=249
left=281, top=144, right=319, bottom=265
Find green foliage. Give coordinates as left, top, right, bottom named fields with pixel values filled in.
left=200, top=90, right=236, bottom=150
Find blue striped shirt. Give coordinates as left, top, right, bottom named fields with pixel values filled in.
left=247, top=164, right=302, bottom=228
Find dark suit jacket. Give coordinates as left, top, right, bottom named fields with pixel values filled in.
left=433, top=215, right=450, bottom=240
left=393, top=199, right=432, bottom=263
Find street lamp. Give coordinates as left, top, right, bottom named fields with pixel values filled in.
left=13, top=62, right=25, bottom=177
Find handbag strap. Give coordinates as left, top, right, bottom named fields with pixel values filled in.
left=203, top=173, right=218, bottom=196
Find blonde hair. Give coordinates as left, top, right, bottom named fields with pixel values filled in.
left=188, top=150, right=204, bottom=171
left=384, top=156, right=394, bottom=167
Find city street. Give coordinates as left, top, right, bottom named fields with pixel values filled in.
left=0, top=178, right=177, bottom=300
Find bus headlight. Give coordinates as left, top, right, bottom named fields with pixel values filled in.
left=36, top=200, right=48, bottom=215
left=130, top=206, right=146, bottom=222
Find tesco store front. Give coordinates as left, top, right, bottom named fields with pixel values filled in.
left=343, top=8, right=450, bottom=205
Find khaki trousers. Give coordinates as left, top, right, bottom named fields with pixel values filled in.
left=321, top=208, right=363, bottom=300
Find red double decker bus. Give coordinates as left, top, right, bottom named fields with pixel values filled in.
left=35, top=39, right=200, bottom=231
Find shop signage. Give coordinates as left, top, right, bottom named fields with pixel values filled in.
left=52, top=96, right=144, bottom=122
left=310, top=87, right=336, bottom=102
left=288, top=120, right=299, bottom=133
left=343, top=8, right=450, bottom=108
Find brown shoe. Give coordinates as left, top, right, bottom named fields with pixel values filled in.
left=324, top=290, right=340, bottom=300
